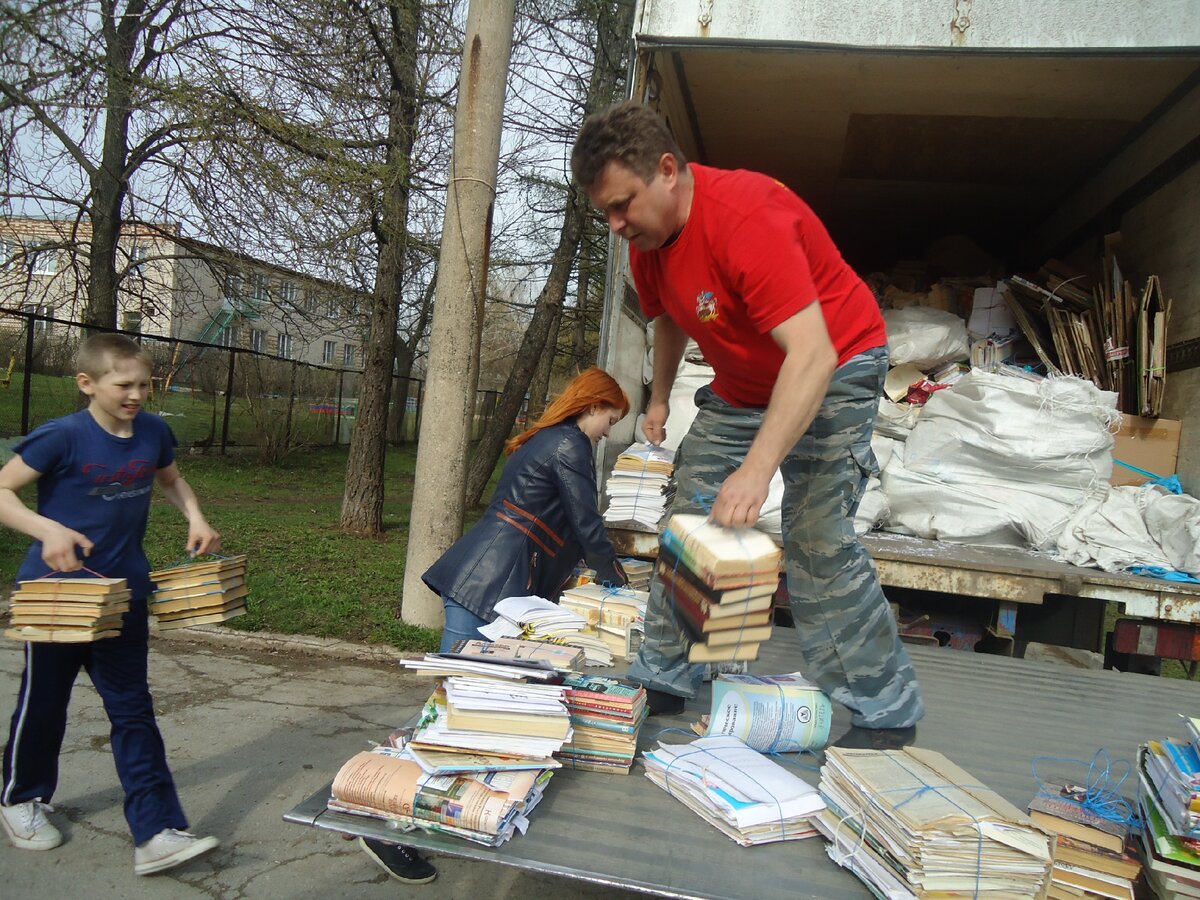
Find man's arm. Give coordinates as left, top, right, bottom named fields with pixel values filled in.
left=709, top=302, right=838, bottom=528
left=643, top=315, right=689, bottom=444
left=155, top=463, right=221, bottom=556
left=0, top=455, right=94, bottom=571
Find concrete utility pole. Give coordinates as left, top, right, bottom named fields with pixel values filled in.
left=401, top=0, right=517, bottom=628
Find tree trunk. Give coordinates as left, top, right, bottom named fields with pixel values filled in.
left=528, top=302, right=560, bottom=419
left=339, top=0, right=420, bottom=535
left=387, top=273, right=435, bottom=444
left=401, top=0, right=518, bottom=628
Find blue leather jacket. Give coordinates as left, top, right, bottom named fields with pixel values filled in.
left=422, top=421, right=626, bottom=620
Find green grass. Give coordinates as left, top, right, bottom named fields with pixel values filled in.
left=0, top=444, right=503, bottom=652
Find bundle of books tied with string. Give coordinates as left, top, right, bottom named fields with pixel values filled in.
left=5, top=574, right=130, bottom=642
left=618, top=557, right=653, bottom=591
left=480, top=595, right=613, bottom=666
left=817, top=747, right=1056, bottom=899
left=558, top=581, right=648, bottom=661
left=1136, top=717, right=1200, bottom=899
left=557, top=674, right=648, bottom=774
left=327, top=653, right=570, bottom=846
left=658, top=514, right=782, bottom=663
left=603, top=442, right=676, bottom=530
left=149, top=555, right=248, bottom=629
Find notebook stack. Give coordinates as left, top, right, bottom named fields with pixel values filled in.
left=817, top=747, right=1056, bottom=899
left=5, top=576, right=130, bottom=642
left=658, top=514, right=781, bottom=663
left=643, top=735, right=825, bottom=845
left=1027, top=782, right=1139, bottom=900
left=559, top=582, right=647, bottom=662
left=556, top=674, right=648, bottom=774
left=1137, top=723, right=1200, bottom=899
left=603, top=442, right=675, bottom=530
left=481, top=595, right=613, bottom=666
left=619, top=557, right=653, bottom=591
left=149, top=555, right=248, bottom=629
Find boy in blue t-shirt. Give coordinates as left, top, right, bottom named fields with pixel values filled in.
left=0, top=333, right=222, bottom=875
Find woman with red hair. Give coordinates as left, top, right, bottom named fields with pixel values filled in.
left=422, top=366, right=632, bottom=650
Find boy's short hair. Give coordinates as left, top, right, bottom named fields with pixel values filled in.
left=77, top=333, right=152, bottom=378
left=571, top=101, right=688, bottom=190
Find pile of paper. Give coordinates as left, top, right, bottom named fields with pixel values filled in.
left=556, top=674, right=647, bottom=774
left=816, top=747, right=1055, bottom=899
left=559, top=582, right=647, bottom=661
left=1138, top=721, right=1200, bottom=898
left=149, top=555, right=248, bottom=629
left=481, top=595, right=613, bottom=666
left=603, top=442, right=675, bottom=530
left=5, top=576, right=130, bottom=642
left=659, top=514, right=781, bottom=663
left=642, top=735, right=825, bottom=845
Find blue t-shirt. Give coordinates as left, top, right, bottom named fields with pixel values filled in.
left=14, top=410, right=177, bottom=598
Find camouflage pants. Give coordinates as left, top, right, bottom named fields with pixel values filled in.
left=626, top=347, right=925, bottom=729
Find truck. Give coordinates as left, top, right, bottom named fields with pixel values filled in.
left=594, top=0, right=1200, bottom=670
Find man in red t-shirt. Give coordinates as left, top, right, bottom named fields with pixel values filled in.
left=572, top=102, right=924, bottom=749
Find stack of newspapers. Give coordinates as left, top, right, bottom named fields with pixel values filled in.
left=643, top=735, right=826, bottom=845
left=5, top=576, right=130, bottom=642
left=481, top=595, right=613, bottom=666
left=659, top=514, right=782, bottom=663
left=149, top=555, right=248, bottom=629
left=603, top=442, right=675, bottom=530
left=327, top=654, right=570, bottom=846
left=557, top=674, right=648, bottom=774
left=559, top=582, right=648, bottom=661
left=816, top=747, right=1055, bottom=898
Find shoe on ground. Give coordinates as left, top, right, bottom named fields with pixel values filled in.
left=0, top=801, right=62, bottom=851
left=832, top=725, right=917, bottom=751
left=360, top=837, right=437, bottom=884
left=134, top=828, right=219, bottom=875
left=644, top=688, right=686, bottom=717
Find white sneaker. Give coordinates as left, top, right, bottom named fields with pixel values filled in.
left=0, top=801, right=63, bottom=850
left=134, top=828, right=219, bottom=875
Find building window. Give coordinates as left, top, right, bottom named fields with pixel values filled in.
left=343, top=343, right=354, bottom=367
left=322, top=340, right=335, bottom=364
left=326, top=297, right=337, bottom=318
left=129, top=245, right=150, bottom=270
left=121, top=310, right=143, bottom=334
left=277, top=333, right=293, bottom=359
left=224, top=271, right=243, bottom=300
left=280, top=281, right=297, bottom=305
left=21, top=303, right=52, bottom=335
left=304, top=291, right=318, bottom=313
left=251, top=272, right=270, bottom=302
left=1, top=239, right=18, bottom=270
left=216, top=324, right=234, bottom=347
left=29, top=242, right=58, bottom=275
left=250, top=328, right=265, bottom=353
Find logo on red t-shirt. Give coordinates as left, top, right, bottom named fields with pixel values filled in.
left=695, top=290, right=719, bottom=323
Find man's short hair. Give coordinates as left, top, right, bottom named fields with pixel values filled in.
left=77, top=333, right=151, bottom=378
left=571, top=101, right=688, bottom=189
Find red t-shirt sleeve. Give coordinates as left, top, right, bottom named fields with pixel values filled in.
left=630, top=248, right=665, bottom=319
left=723, top=203, right=819, bottom=334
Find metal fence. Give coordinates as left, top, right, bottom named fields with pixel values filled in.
left=0, top=308, right=510, bottom=456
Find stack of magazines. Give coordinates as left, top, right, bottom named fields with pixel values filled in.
left=659, top=513, right=782, bottom=663
left=816, top=747, right=1055, bottom=898
left=603, top=442, right=675, bottom=530
left=556, top=674, right=648, bottom=774
left=642, top=735, right=825, bottom=845
left=1137, top=720, right=1200, bottom=898
left=559, top=582, right=647, bottom=661
left=481, top=595, right=613, bottom=666
left=149, top=555, right=248, bottom=629
left=5, top=576, right=130, bottom=642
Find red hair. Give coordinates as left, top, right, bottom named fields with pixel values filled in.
left=505, top=367, right=630, bottom=455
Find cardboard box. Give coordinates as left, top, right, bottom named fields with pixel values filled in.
left=1111, top=415, right=1181, bottom=486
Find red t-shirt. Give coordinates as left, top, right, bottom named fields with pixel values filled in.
left=630, top=164, right=886, bottom=408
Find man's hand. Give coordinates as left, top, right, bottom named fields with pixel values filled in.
left=187, top=518, right=221, bottom=557
left=710, top=465, right=771, bottom=529
left=643, top=399, right=669, bottom=445
left=41, top=525, right=94, bottom=572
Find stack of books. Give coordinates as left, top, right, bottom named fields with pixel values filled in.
left=5, top=576, right=130, bottom=642
left=149, top=555, right=248, bottom=629
left=556, top=674, right=648, bottom=774
left=642, top=735, right=825, bottom=845
left=603, top=442, right=675, bottom=530
left=558, top=582, right=647, bottom=662
left=1138, top=722, right=1200, bottom=898
left=816, top=747, right=1055, bottom=898
left=481, top=595, right=613, bottom=666
left=658, top=514, right=781, bottom=663
left=619, top=557, right=653, bottom=591
left=1027, top=783, right=1139, bottom=900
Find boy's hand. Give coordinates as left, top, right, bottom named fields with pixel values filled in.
left=187, top=519, right=221, bottom=557
left=41, top=525, right=94, bottom=573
